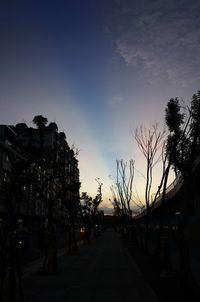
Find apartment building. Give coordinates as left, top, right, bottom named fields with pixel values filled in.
left=0, top=119, right=80, bottom=232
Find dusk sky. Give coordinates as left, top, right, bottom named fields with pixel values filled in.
left=1, top=0, right=200, bottom=212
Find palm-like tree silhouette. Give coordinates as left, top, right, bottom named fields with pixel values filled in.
left=33, top=115, right=48, bottom=153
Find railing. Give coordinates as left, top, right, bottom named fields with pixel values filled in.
left=134, top=174, right=184, bottom=218
left=156, top=173, right=183, bottom=204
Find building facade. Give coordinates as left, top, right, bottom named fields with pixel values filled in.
left=0, top=119, right=80, bottom=233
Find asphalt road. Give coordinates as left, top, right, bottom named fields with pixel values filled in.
left=23, top=229, right=160, bottom=302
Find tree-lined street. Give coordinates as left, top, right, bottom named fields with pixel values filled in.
left=1, top=0, right=200, bottom=298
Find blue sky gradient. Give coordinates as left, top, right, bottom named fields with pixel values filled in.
left=1, top=0, right=200, bottom=212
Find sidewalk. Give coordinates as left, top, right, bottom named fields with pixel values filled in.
left=22, top=229, right=159, bottom=302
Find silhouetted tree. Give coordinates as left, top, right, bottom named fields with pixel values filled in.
left=80, top=181, right=103, bottom=242
left=62, top=149, right=81, bottom=255
left=133, top=123, right=166, bottom=251
left=165, top=98, right=187, bottom=176
left=165, top=91, right=200, bottom=280
left=34, top=169, right=60, bottom=274
left=110, top=160, right=137, bottom=236
left=33, top=115, right=48, bottom=154
left=80, top=192, right=93, bottom=244
left=165, top=91, right=200, bottom=213
left=92, top=179, right=103, bottom=236
left=116, top=159, right=134, bottom=218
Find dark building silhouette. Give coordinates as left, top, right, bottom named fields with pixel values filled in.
left=0, top=121, right=80, bottom=233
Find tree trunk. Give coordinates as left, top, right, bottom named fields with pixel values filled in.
left=145, top=211, right=150, bottom=252
left=43, top=205, right=58, bottom=274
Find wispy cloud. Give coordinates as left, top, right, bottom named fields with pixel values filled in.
left=110, top=0, right=200, bottom=87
